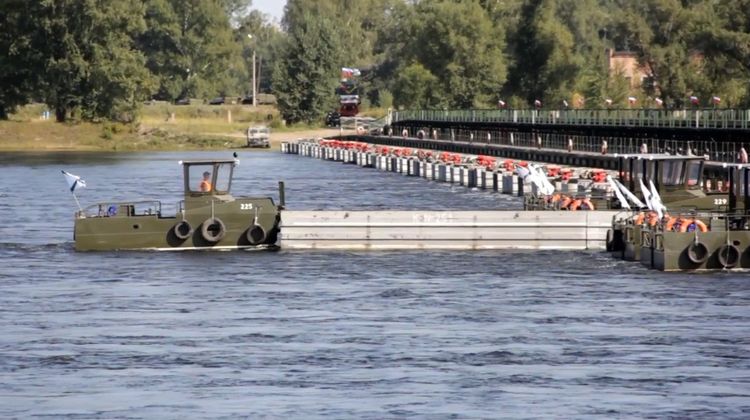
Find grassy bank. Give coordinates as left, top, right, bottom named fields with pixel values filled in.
left=0, top=103, right=359, bottom=152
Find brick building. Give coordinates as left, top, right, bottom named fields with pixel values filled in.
left=605, top=48, right=652, bottom=89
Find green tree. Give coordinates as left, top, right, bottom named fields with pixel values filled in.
left=138, top=0, right=241, bottom=101
left=616, top=0, right=702, bottom=107
left=384, top=0, right=506, bottom=108
left=506, top=0, right=582, bottom=106
left=235, top=10, right=285, bottom=96
left=392, top=63, right=442, bottom=109
left=39, top=1, right=154, bottom=121
left=284, top=0, right=395, bottom=68
left=283, top=0, right=399, bottom=107
left=1, top=0, right=153, bottom=122
left=689, top=0, right=750, bottom=106
left=377, top=89, right=394, bottom=108
left=0, top=0, right=39, bottom=119
left=273, top=11, right=341, bottom=124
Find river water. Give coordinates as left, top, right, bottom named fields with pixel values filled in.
left=1, top=151, right=748, bottom=419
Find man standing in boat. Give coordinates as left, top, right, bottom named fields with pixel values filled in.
left=199, top=171, right=212, bottom=192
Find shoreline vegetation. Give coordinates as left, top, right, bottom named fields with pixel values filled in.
left=0, top=103, right=370, bottom=152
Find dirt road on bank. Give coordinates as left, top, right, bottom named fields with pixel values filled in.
left=224, top=127, right=356, bottom=150
left=271, top=128, right=353, bottom=142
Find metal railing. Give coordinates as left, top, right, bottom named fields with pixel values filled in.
left=78, top=200, right=163, bottom=218
left=392, top=108, right=750, bottom=130
left=391, top=127, right=748, bottom=164
left=340, top=116, right=389, bottom=134
left=340, top=116, right=376, bottom=130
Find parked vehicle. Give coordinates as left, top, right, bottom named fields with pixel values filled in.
left=247, top=126, right=270, bottom=148
left=325, top=111, right=341, bottom=127
left=339, top=95, right=360, bottom=117
left=239, top=94, right=278, bottom=105
left=208, top=97, right=225, bottom=105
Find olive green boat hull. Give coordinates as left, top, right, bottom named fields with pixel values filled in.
left=75, top=197, right=279, bottom=251
left=640, top=230, right=750, bottom=271
left=623, top=224, right=642, bottom=261
left=607, top=219, right=642, bottom=261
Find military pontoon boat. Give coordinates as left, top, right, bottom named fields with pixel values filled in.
left=524, top=154, right=726, bottom=210
left=74, top=159, right=282, bottom=251
left=637, top=164, right=750, bottom=271
left=604, top=154, right=738, bottom=261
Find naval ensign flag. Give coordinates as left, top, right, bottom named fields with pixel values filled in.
left=62, top=170, right=86, bottom=192
left=62, top=170, right=86, bottom=210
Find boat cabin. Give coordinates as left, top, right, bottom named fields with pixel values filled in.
left=614, top=154, right=734, bottom=210
left=617, top=154, right=705, bottom=195
left=182, top=159, right=237, bottom=198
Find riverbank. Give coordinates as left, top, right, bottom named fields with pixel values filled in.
left=0, top=103, right=358, bottom=152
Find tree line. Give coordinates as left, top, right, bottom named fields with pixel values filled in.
left=2, top=0, right=749, bottom=124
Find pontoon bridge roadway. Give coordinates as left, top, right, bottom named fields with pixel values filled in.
left=277, top=109, right=750, bottom=252
left=352, top=108, right=750, bottom=175
left=279, top=140, right=621, bottom=251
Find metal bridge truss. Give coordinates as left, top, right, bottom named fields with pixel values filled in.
left=388, top=109, right=750, bottom=164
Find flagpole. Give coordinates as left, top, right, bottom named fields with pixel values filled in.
left=71, top=191, right=83, bottom=212
left=62, top=170, right=85, bottom=212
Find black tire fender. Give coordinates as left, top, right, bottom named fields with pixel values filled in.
left=246, top=224, right=267, bottom=245
left=201, top=217, right=226, bottom=243
left=717, top=244, right=740, bottom=268
left=687, top=241, right=710, bottom=264
left=173, top=220, right=193, bottom=240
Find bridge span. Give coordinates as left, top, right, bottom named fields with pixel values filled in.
left=374, top=108, right=750, bottom=166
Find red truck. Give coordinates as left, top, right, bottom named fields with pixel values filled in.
left=339, top=95, right=360, bottom=117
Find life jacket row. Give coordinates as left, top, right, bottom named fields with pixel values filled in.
left=548, top=194, right=596, bottom=210
left=633, top=211, right=709, bottom=232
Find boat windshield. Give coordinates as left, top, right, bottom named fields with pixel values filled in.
left=685, top=160, right=702, bottom=188
left=661, top=160, right=685, bottom=186
left=187, top=163, right=233, bottom=194
left=215, top=163, right=232, bottom=192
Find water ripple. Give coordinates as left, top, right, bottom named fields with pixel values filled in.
left=0, top=152, right=748, bottom=418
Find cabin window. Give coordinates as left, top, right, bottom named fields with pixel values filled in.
left=661, top=160, right=684, bottom=186
left=215, top=163, right=233, bottom=193
left=685, top=161, right=702, bottom=188
left=188, top=165, right=215, bottom=193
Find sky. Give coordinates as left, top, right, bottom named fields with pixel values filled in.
left=253, top=0, right=286, bottom=22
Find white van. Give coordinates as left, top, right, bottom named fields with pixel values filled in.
left=246, top=126, right=270, bottom=148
